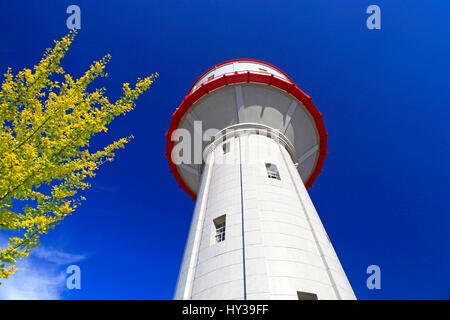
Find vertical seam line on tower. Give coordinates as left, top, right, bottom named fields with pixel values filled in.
left=278, top=144, right=342, bottom=300
left=238, top=135, right=247, bottom=300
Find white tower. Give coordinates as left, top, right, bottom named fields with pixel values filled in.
left=166, top=59, right=356, bottom=300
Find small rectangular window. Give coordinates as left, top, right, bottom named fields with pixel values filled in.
left=213, top=215, right=226, bottom=243
left=222, top=142, right=230, bottom=154
left=265, top=163, right=280, bottom=180
left=297, top=291, right=318, bottom=300
left=258, top=68, right=268, bottom=73
left=207, top=75, right=215, bottom=81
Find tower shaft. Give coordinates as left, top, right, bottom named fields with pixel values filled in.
left=174, top=125, right=355, bottom=300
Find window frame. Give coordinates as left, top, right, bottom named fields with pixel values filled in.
left=213, top=215, right=226, bottom=244
left=297, top=291, right=318, bottom=300
left=222, top=142, right=230, bottom=154
left=265, top=163, right=281, bottom=180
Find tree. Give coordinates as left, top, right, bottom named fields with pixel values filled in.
left=0, top=30, right=158, bottom=282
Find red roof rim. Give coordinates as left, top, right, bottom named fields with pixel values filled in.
left=167, top=70, right=327, bottom=200
left=188, top=58, right=294, bottom=93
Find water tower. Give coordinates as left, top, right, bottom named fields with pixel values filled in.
left=166, top=59, right=356, bottom=300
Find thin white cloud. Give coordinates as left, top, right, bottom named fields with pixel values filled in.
left=0, top=235, right=87, bottom=300
left=33, top=247, right=86, bottom=265
left=0, top=259, right=66, bottom=300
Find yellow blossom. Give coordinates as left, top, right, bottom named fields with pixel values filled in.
left=0, top=31, right=158, bottom=282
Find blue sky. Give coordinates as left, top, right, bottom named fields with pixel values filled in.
left=0, top=0, right=449, bottom=299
